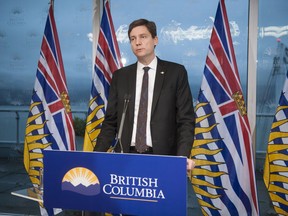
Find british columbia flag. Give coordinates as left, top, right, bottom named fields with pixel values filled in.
left=23, top=2, right=75, bottom=203
left=263, top=69, right=288, bottom=215
left=190, top=0, right=259, bottom=215
left=83, top=0, right=122, bottom=151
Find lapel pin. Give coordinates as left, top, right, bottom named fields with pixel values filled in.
left=160, top=71, right=165, bottom=75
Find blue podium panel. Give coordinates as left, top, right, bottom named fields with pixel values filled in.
left=43, top=150, right=187, bottom=216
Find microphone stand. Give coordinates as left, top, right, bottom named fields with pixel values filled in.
left=113, top=94, right=130, bottom=153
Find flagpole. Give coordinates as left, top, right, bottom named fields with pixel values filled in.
left=247, top=0, right=258, bottom=161
left=92, top=0, right=102, bottom=73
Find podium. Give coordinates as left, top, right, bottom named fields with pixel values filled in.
left=43, top=150, right=187, bottom=215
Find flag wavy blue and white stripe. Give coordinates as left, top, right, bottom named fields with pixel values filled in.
left=264, top=69, right=288, bottom=215
left=83, top=0, right=122, bottom=151
left=190, top=0, right=259, bottom=215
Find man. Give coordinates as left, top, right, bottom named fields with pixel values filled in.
left=94, top=18, right=195, bottom=170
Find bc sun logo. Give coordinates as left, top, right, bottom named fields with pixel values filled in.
left=62, top=167, right=101, bottom=196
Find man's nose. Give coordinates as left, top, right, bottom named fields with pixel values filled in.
left=136, top=38, right=142, bottom=45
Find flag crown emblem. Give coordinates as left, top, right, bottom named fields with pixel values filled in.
left=232, top=91, right=247, bottom=116
left=60, top=91, right=71, bottom=113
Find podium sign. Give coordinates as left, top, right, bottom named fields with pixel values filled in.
left=43, top=150, right=187, bottom=215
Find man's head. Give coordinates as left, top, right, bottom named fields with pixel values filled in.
left=128, top=19, right=158, bottom=65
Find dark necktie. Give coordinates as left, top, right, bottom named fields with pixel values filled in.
left=135, top=66, right=150, bottom=153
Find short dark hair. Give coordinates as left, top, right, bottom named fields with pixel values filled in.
left=128, top=19, right=157, bottom=39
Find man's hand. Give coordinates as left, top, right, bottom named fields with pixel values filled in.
left=187, top=158, right=195, bottom=171
left=187, top=158, right=195, bottom=178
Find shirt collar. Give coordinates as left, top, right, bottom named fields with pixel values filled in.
left=137, top=56, right=157, bottom=71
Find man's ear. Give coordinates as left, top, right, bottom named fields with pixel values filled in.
left=154, top=36, right=159, bottom=47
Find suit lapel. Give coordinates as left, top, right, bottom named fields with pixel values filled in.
left=151, top=59, right=165, bottom=115
left=127, top=63, right=137, bottom=120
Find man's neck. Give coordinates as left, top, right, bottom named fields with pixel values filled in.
left=138, top=54, right=156, bottom=66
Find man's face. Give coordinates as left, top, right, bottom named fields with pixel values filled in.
left=129, top=25, right=158, bottom=64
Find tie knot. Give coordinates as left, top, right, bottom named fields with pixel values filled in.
left=143, top=66, right=150, bottom=73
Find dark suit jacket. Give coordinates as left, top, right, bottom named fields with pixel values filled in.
left=94, top=58, right=195, bottom=157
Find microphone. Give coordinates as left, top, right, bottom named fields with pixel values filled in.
left=113, top=94, right=130, bottom=153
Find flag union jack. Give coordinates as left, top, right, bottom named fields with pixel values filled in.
left=190, top=0, right=259, bottom=215
left=83, top=0, right=122, bottom=152
left=24, top=3, right=75, bottom=193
